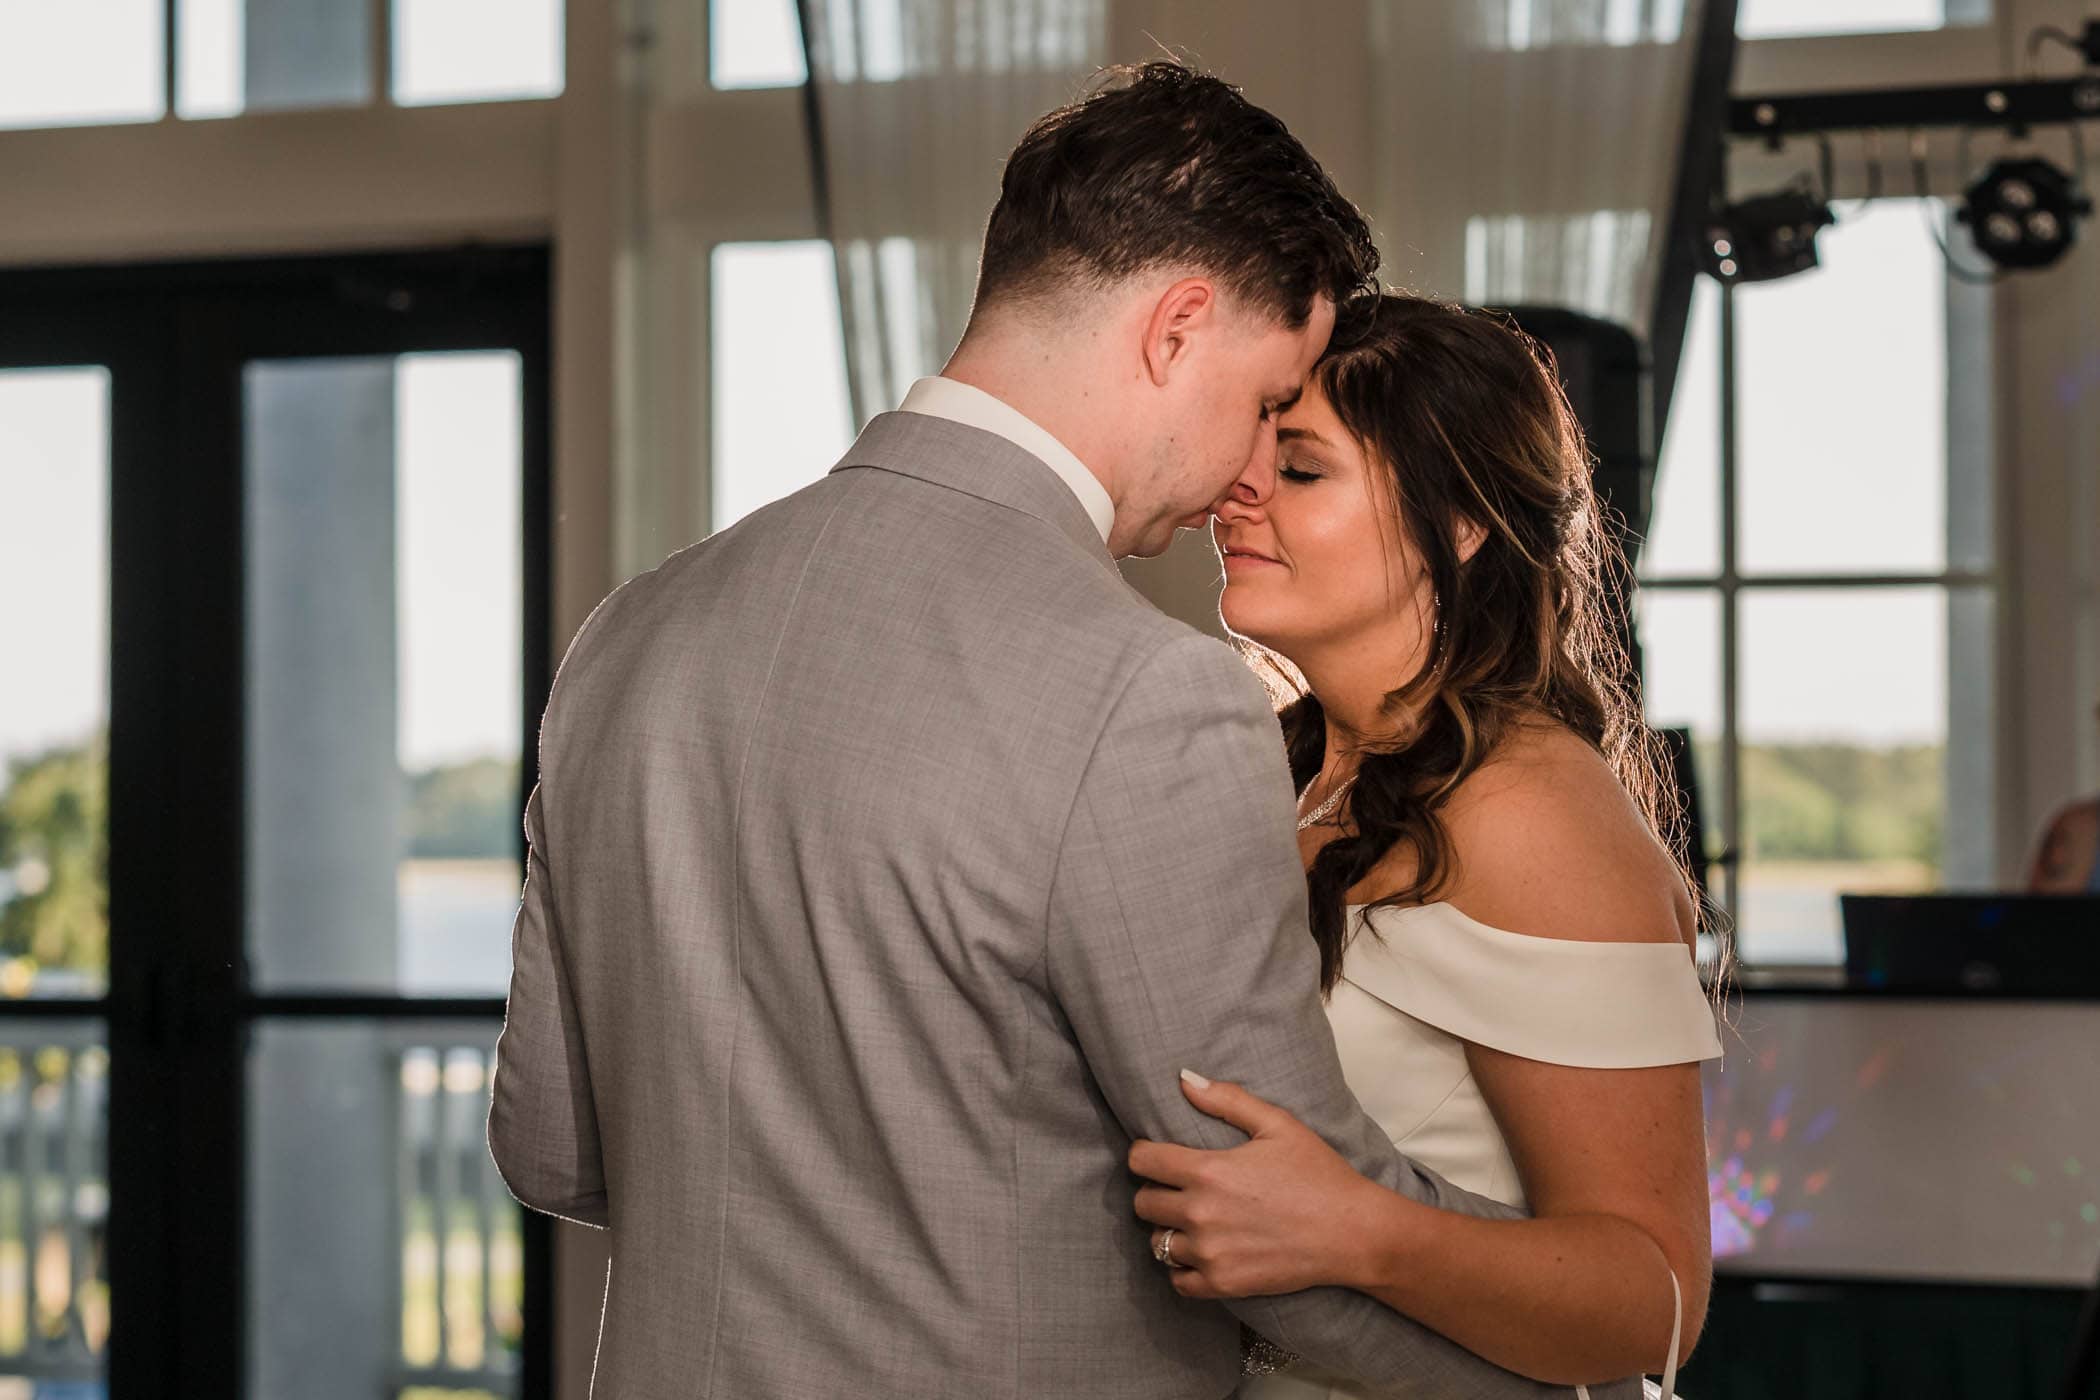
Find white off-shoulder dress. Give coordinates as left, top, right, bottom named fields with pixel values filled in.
left=1238, top=901, right=1724, bottom=1400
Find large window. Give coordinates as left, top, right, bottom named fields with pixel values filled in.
left=1738, top=0, right=1988, bottom=39
left=709, top=242, right=853, bottom=532
left=0, top=368, right=111, bottom=1000
left=0, top=0, right=562, bottom=129
left=1639, top=199, right=1995, bottom=967
left=1490, top=0, right=1683, bottom=49
left=392, top=0, right=564, bottom=107
left=710, top=0, right=808, bottom=89
left=0, top=0, right=163, bottom=130
left=711, top=0, right=943, bottom=88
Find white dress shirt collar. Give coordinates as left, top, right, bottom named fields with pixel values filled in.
left=896, top=376, right=1115, bottom=546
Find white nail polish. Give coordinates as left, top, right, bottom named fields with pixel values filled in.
left=1180, top=1068, right=1212, bottom=1090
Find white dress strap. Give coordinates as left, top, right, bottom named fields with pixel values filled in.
left=1340, top=902, right=1722, bottom=1068
left=1570, top=1267, right=1681, bottom=1400
left=1660, top=1265, right=1683, bottom=1399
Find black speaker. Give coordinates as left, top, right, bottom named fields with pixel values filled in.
left=1492, top=305, right=1654, bottom=550
left=1489, top=305, right=1655, bottom=689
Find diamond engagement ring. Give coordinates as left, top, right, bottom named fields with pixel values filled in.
left=1152, top=1228, right=1180, bottom=1268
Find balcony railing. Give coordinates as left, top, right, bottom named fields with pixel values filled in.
left=0, top=1023, right=105, bottom=1389
left=391, top=1035, right=523, bottom=1397
left=0, top=1022, right=521, bottom=1400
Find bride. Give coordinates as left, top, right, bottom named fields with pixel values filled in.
left=1130, top=293, right=1725, bottom=1398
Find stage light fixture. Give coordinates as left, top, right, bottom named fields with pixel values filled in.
left=1956, top=156, right=2092, bottom=270
left=1701, top=187, right=1836, bottom=285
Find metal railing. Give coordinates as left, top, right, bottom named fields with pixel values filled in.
left=389, top=1032, right=523, bottom=1399
left=0, top=1023, right=523, bottom=1400
left=0, top=1022, right=106, bottom=1387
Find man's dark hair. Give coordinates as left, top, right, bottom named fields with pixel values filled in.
left=975, top=62, right=1380, bottom=328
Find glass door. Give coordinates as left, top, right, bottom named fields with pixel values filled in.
left=0, top=249, right=552, bottom=1400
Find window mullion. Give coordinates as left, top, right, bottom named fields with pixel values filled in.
left=372, top=0, right=393, bottom=106
left=1718, top=279, right=1743, bottom=935
left=163, top=0, right=179, bottom=122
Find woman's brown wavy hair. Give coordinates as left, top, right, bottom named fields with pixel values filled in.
left=1242, top=292, right=1711, bottom=994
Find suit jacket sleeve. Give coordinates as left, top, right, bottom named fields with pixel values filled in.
left=488, top=781, right=611, bottom=1229
left=1045, top=632, right=1628, bottom=1399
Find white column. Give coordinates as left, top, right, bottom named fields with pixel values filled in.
left=244, top=358, right=399, bottom=1398
left=552, top=1, right=623, bottom=1392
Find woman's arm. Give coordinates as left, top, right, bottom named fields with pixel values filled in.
left=1130, top=729, right=1716, bottom=1383
left=1132, top=1059, right=1710, bottom=1387
left=1366, top=1046, right=1708, bottom=1384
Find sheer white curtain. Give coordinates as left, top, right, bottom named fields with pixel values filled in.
left=800, top=0, right=1110, bottom=425
left=797, top=0, right=1718, bottom=423
left=1367, top=0, right=1712, bottom=338
left=784, top=0, right=1722, bottom=624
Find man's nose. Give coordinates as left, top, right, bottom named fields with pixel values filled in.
left=1214, top=472, right=1269, bottom=524
left=1221, top=430, right=1279, bottom=512
left=1213, top=495, right=1258, bottom=527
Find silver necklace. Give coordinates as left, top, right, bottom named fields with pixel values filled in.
left=1296, top=776, right=1356, bottom=832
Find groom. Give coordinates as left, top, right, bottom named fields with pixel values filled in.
left=490, top=62, right=1637, bottom=1399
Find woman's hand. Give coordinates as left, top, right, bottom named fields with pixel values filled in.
left=1128, top=1070, right=1415, bottom=1299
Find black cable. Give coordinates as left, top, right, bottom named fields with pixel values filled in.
left=793, top=0, right=863, bottom=424
left=1912, top=132, right=2001, bottom=285
left=2025, top=22, right=2097, bottom=77
left=1922, top=207, right=2000, bottom=285
left=1920, top=212, right=1998, bottom=284
left=791, top=0, right=837, bottom=246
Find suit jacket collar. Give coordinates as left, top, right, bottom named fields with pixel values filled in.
left=829, top=411, right=1121, bottom=578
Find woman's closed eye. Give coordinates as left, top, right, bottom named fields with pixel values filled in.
left=1279, top=460, right=1323, bottom=484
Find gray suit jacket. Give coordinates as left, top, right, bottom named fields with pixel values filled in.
left=488, top=411, right=1641, bottom=1398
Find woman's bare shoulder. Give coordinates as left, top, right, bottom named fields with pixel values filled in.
left=1426, top=721, right=1693, bottom=946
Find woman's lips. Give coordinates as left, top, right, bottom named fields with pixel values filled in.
left=1221, top=548, right=1282, bottom=571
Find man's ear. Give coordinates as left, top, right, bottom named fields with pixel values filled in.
left=1140, top=277, right=1218, bottom=387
